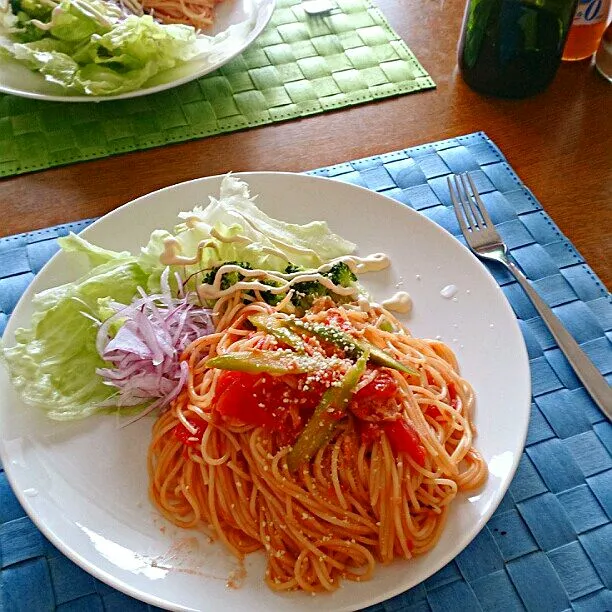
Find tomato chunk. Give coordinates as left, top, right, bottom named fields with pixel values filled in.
left=351, top=368, right=400, bottom=422
left=174, top=416, right=207, bottom=447
left=383, top=419, right=426, bottom=466
left=356, top=420, right=383, bottom=445
left=213, top=371, right=323, bottom=437
left=354, top=369, right=398, bottom=400
left=215, top=371, right=278, bottom=428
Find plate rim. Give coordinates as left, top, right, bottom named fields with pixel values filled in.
left=0, top=0, right=276, bottom=103
left=0, top=171, right=532, bottom=611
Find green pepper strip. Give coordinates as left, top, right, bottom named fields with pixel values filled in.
left=286, top=319, right=416, bottom=375
left=286, top=351, right=368, bottom=473
left=378, top=319, right=395, bottom=333
left=206, top=350, right=328, bottom=375
left=248, top=313, right=305, bottom=351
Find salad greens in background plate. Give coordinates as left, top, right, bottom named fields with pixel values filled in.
left=0, top=0, right=275, bottom=100
left=0, top=173, right=530, bottom=611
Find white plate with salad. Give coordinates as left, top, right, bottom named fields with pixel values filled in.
left=0, top=0, right=275, bottom=101
left=0, top=173, right=530, bottom=611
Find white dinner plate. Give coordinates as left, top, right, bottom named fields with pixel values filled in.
left=0, top=172, right=531, bottom=611
left=0, top=0, right=275, bottom=102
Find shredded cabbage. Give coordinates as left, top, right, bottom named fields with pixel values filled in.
left=140, top=175, right=357, bottom=291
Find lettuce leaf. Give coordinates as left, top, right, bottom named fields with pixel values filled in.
left=0, top=0, right=212, bottom=95
left=140, top=175, right=357, bottom=290
left=2, top=238, right=152, bottom=420
left=200, top=176, right=356, bottom=266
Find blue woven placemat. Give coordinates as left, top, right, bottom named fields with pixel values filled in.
left=1, top=131, right=611, bottom=612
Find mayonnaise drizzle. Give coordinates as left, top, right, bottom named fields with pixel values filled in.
left=182, top=215, right=205, bottom=229
left=160, top=229, right=391, bottom=276
left=183, top=207, right=323, bottom=259
left=160, top=237, right=217, bottom=266
left=159, top=228, right=394, bottom=303
left=160, top=229, right=293, bottom=267
left=196, top=264, right=357, bottom=301
left=343, top=253, right=390, bottom=273
left=357, top=297, right=372, bottom=311
left=210, top=227, right=250, bottom=245
left=381, top=291, right=412, bottom=314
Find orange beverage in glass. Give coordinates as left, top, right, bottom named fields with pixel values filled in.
left=563, top=0, right=611, bottom=60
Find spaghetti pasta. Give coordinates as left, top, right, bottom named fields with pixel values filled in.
left=148, top=293, right=487, bottom=592
left=139, top=0, right=224, bottom=30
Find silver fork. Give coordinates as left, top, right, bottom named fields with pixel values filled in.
left=448, top=172, right=612, bottom=420
left=302, top=0, right=337, bottom=16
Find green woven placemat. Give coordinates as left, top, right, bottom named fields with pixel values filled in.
left=0, top=0, right=434, bottom=178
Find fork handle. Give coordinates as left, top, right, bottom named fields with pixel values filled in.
left=506, top=261, right=612, bottom=420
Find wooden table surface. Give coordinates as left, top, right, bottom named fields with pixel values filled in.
left=2, top=0, right=611, bottom=288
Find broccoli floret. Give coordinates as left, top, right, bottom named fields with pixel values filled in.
left=258, top=279, right=286, bottom=307
left=204, top=262, right=289, bottom=305
left=14, top=0, right=53, bottom=20
left=14, top=18, right=47, bottom=42
left=284, top=263, right=303, bottom=275
left=261, top=292, right=285, bottom=306
left=290, top=281, right=328, bottom=310
left=11, top=0, right=54, bottom=43
left=284, top=263, right=322, bottom=309
left=285, top=261, right=357, bottom=310
left=203, top=261, right=252, bottom=290
left=324, top=262, right=357, bottom=287
left=282, top=261, right=357, bottom=311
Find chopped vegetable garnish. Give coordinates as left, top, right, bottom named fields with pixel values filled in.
left=286, top=351, right=368, bottom=472
left=286, top=319, right=416, bottom=375
left=206, top=349, right=335, bottom=375
left=248, top=314, right=305, bottom=351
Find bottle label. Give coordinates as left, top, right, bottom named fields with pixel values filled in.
left=573, top=0, right=611, bottom=25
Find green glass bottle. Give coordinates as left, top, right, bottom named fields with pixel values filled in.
left=458, top=0, right=580, bottom=97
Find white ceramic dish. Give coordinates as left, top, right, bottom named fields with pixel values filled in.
left=0, top=0, right=275, bottom=102
left=0, top=172, right=531, bottom=611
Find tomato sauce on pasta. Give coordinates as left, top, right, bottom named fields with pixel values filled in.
left=148, top=291, right=487, bottom=592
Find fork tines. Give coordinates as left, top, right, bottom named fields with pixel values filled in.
left=447, top=173, right=494, bottom=232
